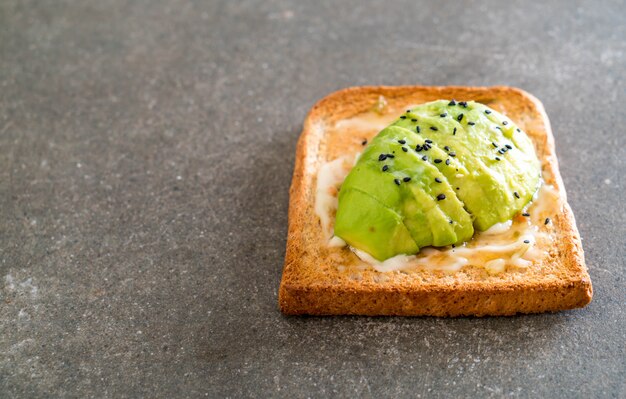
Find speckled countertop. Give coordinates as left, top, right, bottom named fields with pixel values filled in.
left=1, top=1, right=624, bottom=398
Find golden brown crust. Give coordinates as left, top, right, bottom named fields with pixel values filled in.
left=279, top=85, right=592, bottom=316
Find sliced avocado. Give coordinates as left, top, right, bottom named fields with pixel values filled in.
left=396, top=115, right=512, bottom=229
left=392, top=101, right=540, bottom=230
left=338, top=126, right=473, bottom=251
left=334, top=99, right=541, bottom=260
left=371, top=126, right=473, bottom=246
left=341, top=162, right=402, bottom=210
left=334, top=188, right=418, bottom=260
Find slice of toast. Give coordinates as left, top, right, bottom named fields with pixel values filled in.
left=279, top=85, right=592, bottom=316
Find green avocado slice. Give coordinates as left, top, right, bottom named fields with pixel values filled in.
left=367, top=126, right=474, bottom=246
left=334, top=188, right=418, bottom=260
left=334, top=99, right=541, bottom=260
left=339, top=126, right=473, bottom=253
left=392, top=101, right=540, bottom=230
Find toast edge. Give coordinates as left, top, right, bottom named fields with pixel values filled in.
left=279, top=277, right=592, bottom=317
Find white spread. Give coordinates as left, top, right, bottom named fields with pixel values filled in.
left=314, top=155, right=359, bottom=239
left=482, top=220, right=513, bottom=235
left=328, top=236, right=347, bottom=247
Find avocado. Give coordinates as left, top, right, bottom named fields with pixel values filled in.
left=334, top=100, right=541, bottom=260
left=339, top=126, right=474, bottom=249
left=334, top=188, right=418, bottom=260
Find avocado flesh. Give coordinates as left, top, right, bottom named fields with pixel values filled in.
left=338, top=126, right=473, bottom=255
left=334, top=100, right=541, bottom=260
left=369, top=126, right=474, bottom=246
left=392, top=101, right=540, bottom=230
left=334, top=188, right=418, bottom=261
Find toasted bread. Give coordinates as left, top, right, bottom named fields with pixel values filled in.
left=279, top=85, right=592, bottom=316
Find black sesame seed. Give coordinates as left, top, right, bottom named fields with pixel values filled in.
left=452, top=244, right=456, bottom=248
left=398, top=139, right=406, bottom=144
left=415, top=144, right=423, bottom=151
left=382, top=165, right=389, bottom=172
left=468, top=121, right=475, bottom=126
left=434, top=159, right=442, bottom=163
left=523, top=240, right=530, bottom=244
left=394, top=178, right=401, bottom=185
left=422, top=156, right=428, bottom=161
left=430, top=126, right=438, bottom=131
left=449, top=152, right=456, bottom=157
left=416, top=126, right=421, bottom=133
left=544, top=217, right=551, bottom=225
left=423, top=144, right=430, bottom=151
left=425, top=139, right=433, bottom=144
left=403, top=177, right=411, bottom=182
left=440, top=113, right=447, bottom=117
left=445, top=159, right=451, bottom=165
left=516, top=128, right=521, bottom=132
left=505, top=144, right=512, bottom=149
left=411, top=118, right=417, bottom=122
left=453, top=127, right=457, bottom=135
left=378, top=154, right=387, bottom=161
left=495, top=126, right=502, bottom=130
left=361, top=139, right=368, bottom=146
left=522, top=212, right=530, bottom=217
left=400, top=116, right=406, bottom=119
left=437, top=194, right=446, bottom=201
left=514, top=191, right=520, bottom=199
left=444, top=146, right=450, bottom=151
left=498, top=148, right=505, bottom=154
left=402, top=147, right=408, bottom=152
left=449, top=220, right=453, bottom=224
left=485, top=109, right=492, bottom=114
left=456, top=187, right=460, bottom=190
left=449, top=99, right=456, bottom=106
left=386, top=154, right=395, bottom=158
left=502, top=121, right=508, bottom=125
left=406, top=109, right=411, bottom=113
left=457, top=113, right=464, bottom=122
left=459, top=101, right=467, bottom=107
left=435, top=177, right=442, bottom=183
left=492, top=142, right=498, bottom=148
left=495, top=157, right=501, bottom=161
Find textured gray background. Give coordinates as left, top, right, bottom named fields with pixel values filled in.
left=1, top=0, right=625, bottom=398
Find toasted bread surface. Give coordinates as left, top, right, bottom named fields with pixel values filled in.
left=279, top=85, right=592, bottom=316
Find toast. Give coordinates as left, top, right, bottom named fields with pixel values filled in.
left=279, top=85, right=592, bottom=316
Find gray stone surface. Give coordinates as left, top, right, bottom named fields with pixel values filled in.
left=0, top=0, right=624, bottom=397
